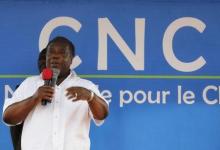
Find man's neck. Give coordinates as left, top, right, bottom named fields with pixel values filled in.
left=56, top=70, right=70, bottom=85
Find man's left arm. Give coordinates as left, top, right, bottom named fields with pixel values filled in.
left=66, top=86, right=109, bottom=120
left=87, top=92, right=109, bottom=120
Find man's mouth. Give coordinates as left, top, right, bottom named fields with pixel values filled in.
left=50, top=62, right=60, bottom=68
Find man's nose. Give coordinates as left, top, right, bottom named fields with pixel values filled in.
left=51, top=55, right=60, bottom=60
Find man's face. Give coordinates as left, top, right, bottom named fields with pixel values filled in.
left=46, top=42, right=72, bottom=75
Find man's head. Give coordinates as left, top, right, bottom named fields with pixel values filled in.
left=38, top=48, right=47, bottom=73
left=46, top=36, right=75, bottom=77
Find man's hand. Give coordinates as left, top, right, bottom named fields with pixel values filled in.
left=32, top=86, right=54, bottom=104
left=66, top=86, right=108, bottom=120
left=3, top=85, right=55, bottom=125
left=66, top=87, right=91, bottom=102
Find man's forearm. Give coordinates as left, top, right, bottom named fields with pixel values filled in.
left=3, top=96, right=38, bottom=125
left=88, top=95, right=109, bottom=120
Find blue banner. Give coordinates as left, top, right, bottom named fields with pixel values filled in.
left=1, top=1, right=220, bottom=150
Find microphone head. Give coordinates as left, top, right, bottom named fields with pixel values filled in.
left=42, top=68, right=53, bottom=80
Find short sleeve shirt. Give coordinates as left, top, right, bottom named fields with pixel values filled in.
left=3, top=73, right=108, bottom=150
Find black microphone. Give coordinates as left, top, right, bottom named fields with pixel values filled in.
left=41, top=68, right=60, bottom=106
left=50, top=68, right=60, bottom=87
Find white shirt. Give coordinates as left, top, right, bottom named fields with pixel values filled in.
left=3, top=73, right=108, bottom=150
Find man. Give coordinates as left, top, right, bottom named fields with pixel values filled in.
left=3, top=36, right=109, bottom=150
left=9, top=48, right=47, bottom=150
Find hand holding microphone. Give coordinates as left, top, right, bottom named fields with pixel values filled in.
left=32, top=68, right=60, bottom=106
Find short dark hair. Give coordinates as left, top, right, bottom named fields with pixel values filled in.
left=38, top=48, right=47, bottom=72
left=38, top=48, right=47, bottom=62
left=47, top=36, right=75, bottom=57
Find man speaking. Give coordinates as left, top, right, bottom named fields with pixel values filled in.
left=3, top=36, right=109, bottom=150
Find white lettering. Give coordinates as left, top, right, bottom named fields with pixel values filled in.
left=98, top=18, right=145, bottom=70
left=178, top=85, right=195, bottom=104
left=203, top=85, right=218, bottom=105
left=163, top=17, right=206, bottom=72
left=134, top=90, right=147, bottom=104
left=120, top=90, right=133, bottom=107
left=101, top=90, right=112, bottom=103
left=4, top=85, right=14, bottom=99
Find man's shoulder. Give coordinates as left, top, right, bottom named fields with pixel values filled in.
left=69, top=73, right=95, bottom=87
left=26, top=75, right=41, bottom=81
left=22, top=75, right=41, bottom=84
left=74, top=76, right=94, bottom=86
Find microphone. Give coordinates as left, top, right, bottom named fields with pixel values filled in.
left=50, top=68, right=60, bottom=87
left=41, top=68, right=60, bottom=106
left=41, top=68, right=53, bottom=105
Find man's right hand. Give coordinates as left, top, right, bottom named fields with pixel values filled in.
left=32, top=86, right=54, bottom=104
left=3, top=85, right=55, bottom=125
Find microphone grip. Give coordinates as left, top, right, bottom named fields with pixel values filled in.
left=41, top=99, right=49, bottom=105
left=41, top=80, right=51, bottom=106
